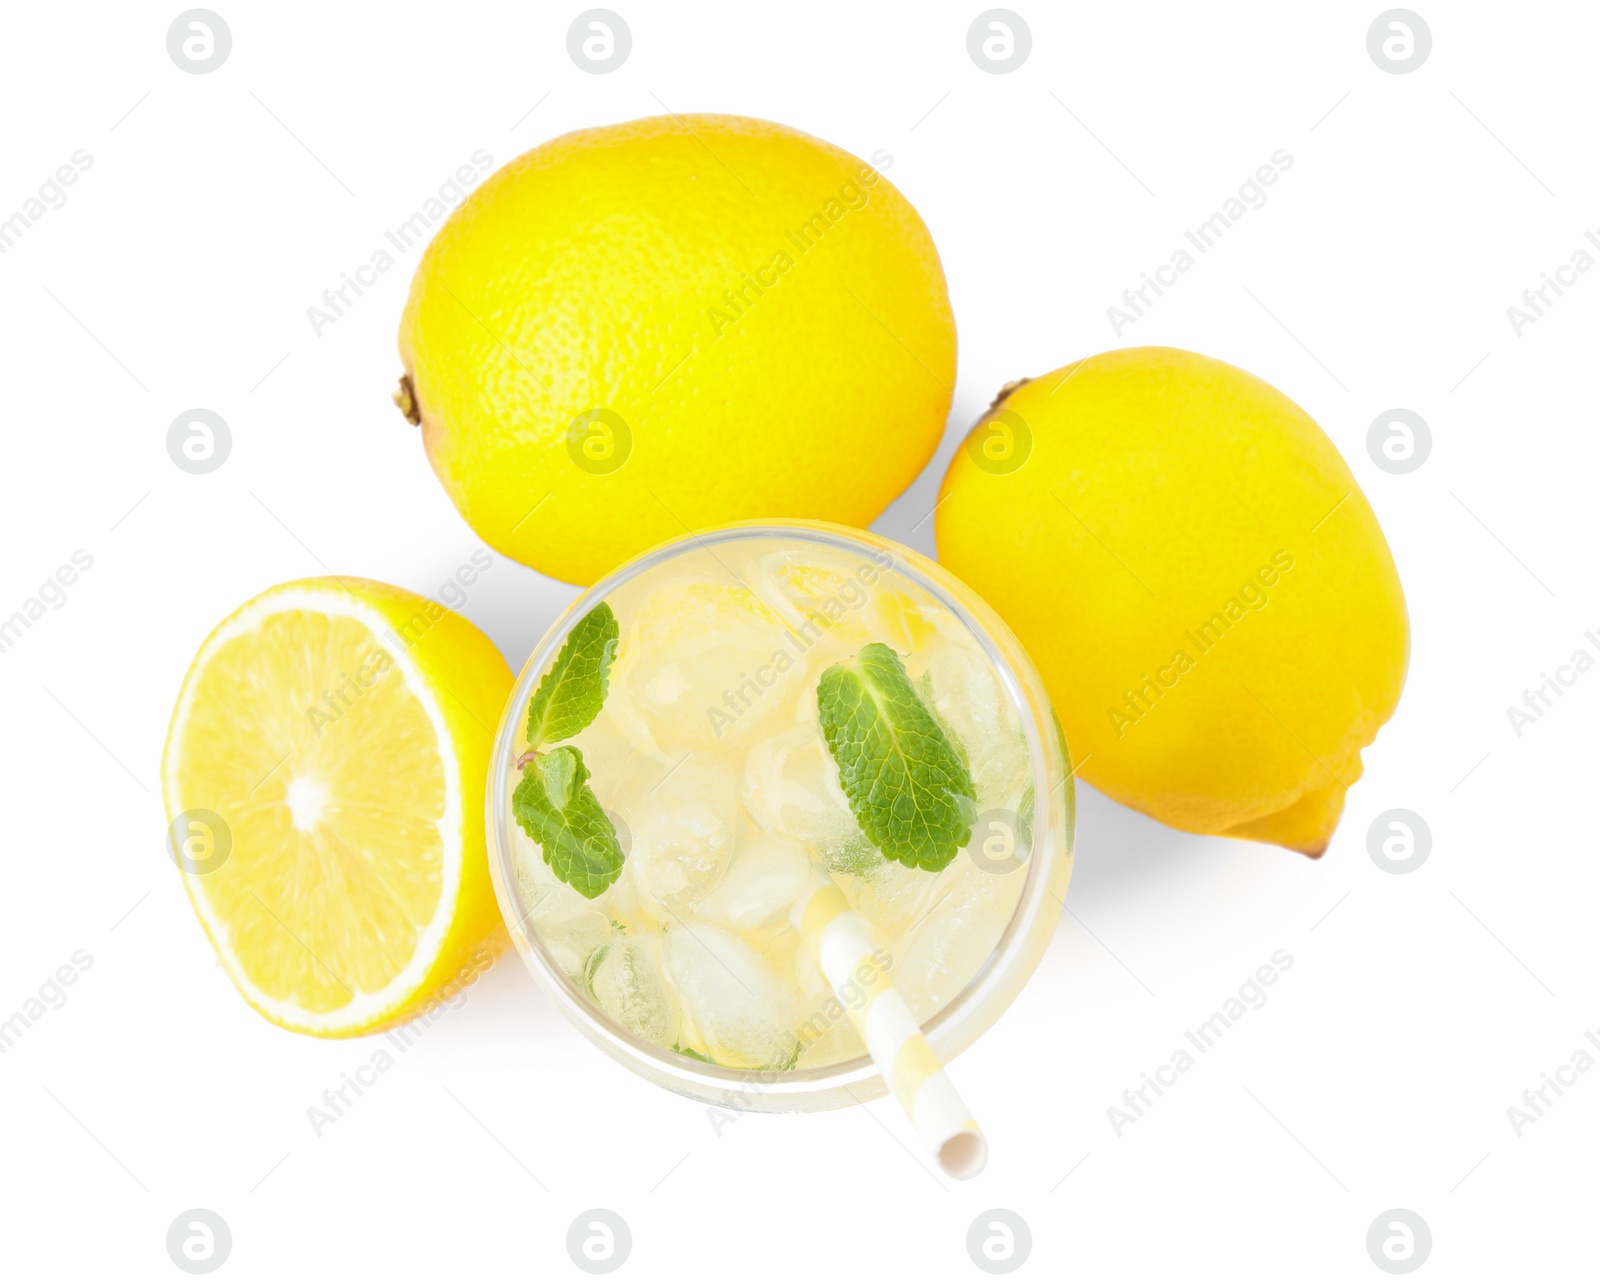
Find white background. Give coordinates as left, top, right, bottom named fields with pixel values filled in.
left=1, top=1, right=1595, bottom=1278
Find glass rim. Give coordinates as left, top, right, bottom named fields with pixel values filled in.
left=486, top=518, right=1069, bottom=1101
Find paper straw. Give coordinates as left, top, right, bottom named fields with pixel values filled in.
left=793, top=873, right=988, bottom=1179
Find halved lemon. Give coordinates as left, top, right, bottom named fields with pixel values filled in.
left=161, top=577, right=513, bottom=1036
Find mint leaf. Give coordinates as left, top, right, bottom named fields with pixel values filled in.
left=816, top=643, right=977, bottom=872
left=512, top=746, right=625, bottom=899
left=672, top=1042, right=716, bottom=1064
left=525, top=602, right=619, bottom=750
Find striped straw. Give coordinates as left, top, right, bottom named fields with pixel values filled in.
left=793, top=873, right=988, bottom=1179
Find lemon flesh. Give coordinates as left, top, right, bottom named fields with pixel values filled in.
left=162, top=578, right=513, bottom=1035
left=936, top=347, right=1409, bottom=856
left=398, top=113, right=957, bottom=586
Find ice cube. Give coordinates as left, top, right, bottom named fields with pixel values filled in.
left=698, top=833, right=815, bottom=931
left=796, top=1018, right=864, bottom=1063
left=847, top=854, right=945, bottom=940
left=664, top=919, right=801, bottom=1070
left=790, top=934, right=831, bottom=1010
left=967, top=734, right=1031, bottom=817
left=539, top=910, right=612, bottom=984
left=511, top=826, right=592, bottom=927
left=795, top=1012, right=866, bottom=1069
left=615, top=573, right=803, bottom=755
left=596, top=851, right=649, bottom=930
left=743, top=548, right=956, bottom=670
left=745, top=550, right=876, bottom=654
left=587, top=934, right=678, bottom=1048
left=889, top=855, right=1024, bottom=1022
left=622, top=752, right=738, bottom=919
left=865, top=587, right=939, bottom=657
left=792, top=946, right=867, bottom=1068
left=742, top=726, right=861, bottom=852
left=916, top=645, right=1031, bottom=813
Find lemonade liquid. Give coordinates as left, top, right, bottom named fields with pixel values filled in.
left=508, top=534, right=1033, bottom=1071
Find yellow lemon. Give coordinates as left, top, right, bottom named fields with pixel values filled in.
left=936, top=347, right=1408, bottom=856
left=396, top=114, right=956, bottom=585
left=162, top=578, right=513, bottom=1035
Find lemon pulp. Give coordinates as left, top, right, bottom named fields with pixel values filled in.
left=163, top=579, right=509, bottom=1035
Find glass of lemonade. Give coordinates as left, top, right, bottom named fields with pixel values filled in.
left=486, top=521, right=1073, bottom=1110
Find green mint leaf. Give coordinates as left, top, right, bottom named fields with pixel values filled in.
left=524, top=602, right=619, bottom=750
left=672, top=1042, right=716, bottom=1064
left=816, top=643, right=977, bottom=872
left=511, top=745, right=625, bottom=899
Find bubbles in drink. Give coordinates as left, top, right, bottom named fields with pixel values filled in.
left=588, top=935, right=678, bottom=1047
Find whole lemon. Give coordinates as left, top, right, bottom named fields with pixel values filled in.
left=397, top=115, right=956, bottom=585
left=936, top=347, right=1408, bottom=856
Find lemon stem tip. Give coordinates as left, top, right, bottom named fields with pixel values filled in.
left=393, top=373, right=421, bottom=425
left=987, top=376, right=1033, bottom=414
